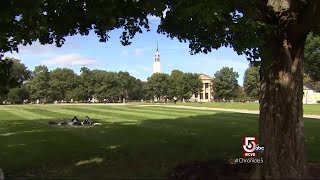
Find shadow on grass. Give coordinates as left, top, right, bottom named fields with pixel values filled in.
left=0, top=112, right=319, bottom=179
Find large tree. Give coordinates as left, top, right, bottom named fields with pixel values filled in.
left=26, top=65, right=50, bottom=101
left=179, top=73, right=202, bottom=100
left=146, top=73, right=170, bottom=101
left=168, top=70, right=184, bottom=99
left=0, top=57, right=31, bottom=102
left=243, top=66, right=260, bottom=100
left=48, top=68, right=79, bottom=101
left=304, top=34, right=320, bottom=81
left=1, top=0, right=320, bottom=178
left=7, top=87, right=30, bottom=104
left=213, top=67, right=239, bottom=100
left=303, top=34, right=320, bottom=92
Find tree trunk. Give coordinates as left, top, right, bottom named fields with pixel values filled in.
left=257, top=29, right=309, bottom=179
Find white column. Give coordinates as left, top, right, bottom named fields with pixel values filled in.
left=208, top=84, right=211, bottom=102
left=203, top=83, right=206, bottom=101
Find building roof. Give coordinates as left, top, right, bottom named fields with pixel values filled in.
left=199, top=73, right=213, bottom=80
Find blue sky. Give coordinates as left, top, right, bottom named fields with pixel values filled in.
left=4, top=16, right=250, bottom=85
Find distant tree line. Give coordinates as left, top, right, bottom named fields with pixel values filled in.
left=0, top=57, right=265, bottom=104
left=0, top=57, right=145, bottom=104
left=143, top=70, right=203, bottom=101
left=3, top=36, right=318, bottom=104
left=0, top=58, right=203, bottom=104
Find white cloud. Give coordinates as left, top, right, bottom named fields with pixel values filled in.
left=4, top=54, right=20, bottom=60
left=42, top=54, right=100, bottom=67
left=120, top=47, right=153, bottom=57
left=18, top=41, right=80, bottom=54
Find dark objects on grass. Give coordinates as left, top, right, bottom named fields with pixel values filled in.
left=48, top=116, right=99, bottom=126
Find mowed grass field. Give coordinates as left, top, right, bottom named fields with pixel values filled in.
left=171, top=102, right=320, bottom=115
left=0, top=104, right=320, bottom=179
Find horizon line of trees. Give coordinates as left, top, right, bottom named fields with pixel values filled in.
left=0, top=56, right=264, bottom=104
left=2, top=40, right=319, bottom=104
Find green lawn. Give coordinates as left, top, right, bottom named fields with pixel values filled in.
left=167, top=102, right=320, bottom=115
left=0, top=104, right=319, bottom=179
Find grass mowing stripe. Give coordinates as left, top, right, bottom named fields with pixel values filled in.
left=117, top=106, right=214, bottom=117
left=65, top=106, right=144, bottom=121
left=17, top=107, right=73, bottom=120
left=0, top=110, right=26, bottom=121
left=135, top=105, right=214, bottom=114
left=44, top=107, right=131, bottom=122
left=3, top=108, right=52, bottom=120
left=73, top=106, right=177, bottom=120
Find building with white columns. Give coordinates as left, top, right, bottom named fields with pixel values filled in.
left=189, top=73, right=214, bottom=102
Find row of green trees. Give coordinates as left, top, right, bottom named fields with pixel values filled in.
left=0, top=58, right=202, bottom=104
left=2, top=36, right=319, bottom=104
left=0, top=58, right=146, bottom=103
left=143, top=70, right=202, bottom=101
left=0, top=57, right=275, bottom=104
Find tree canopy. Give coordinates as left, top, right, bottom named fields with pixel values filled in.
left=213, top=67, right=239, bottom=100
left=243, top=66, right=260, bottom=100
left=304, top=34, right=320, bottom=81
left=0, top=57, right=30, bottom=101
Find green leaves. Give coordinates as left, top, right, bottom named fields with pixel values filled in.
left=0, top=57, right=30, bottom=101
left=27, top=65, right=50, bottom=100
left=304, top=33, right=320, bottom=81
left=145, top=70, right=202, bottom=100
left=0, top=0, right=163, bottom=57
left=213, top=67, right=239, bottom=100
left=145, top=73, right=170, bottom=99
left=243, top=66, right=260, bottom=99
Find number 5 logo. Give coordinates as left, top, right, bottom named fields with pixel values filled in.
left=242, top=137, right=257, bottom=153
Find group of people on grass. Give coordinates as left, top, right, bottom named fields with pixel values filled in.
left=71, top=116, right=93, bottom=125
left=51, top=116, right=93, bottom=126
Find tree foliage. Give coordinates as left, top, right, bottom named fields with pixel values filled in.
left=7, top=87, right=30, bottom=104
left=49, top=68, right=79, bottom=101
left=179, top=73, right=202, bottom=100
left=304, top=34, right=320, bottom=81
left=145, top=71, right=202, bottom=101
left=0, top=57, right=30, bottom=101
left=243, top=66, right=260, bottom=99
left=213, top=67, right=239, bottom=100
left=145, top=73, right=170, bottom=100
left=26, top=65, right=50, bottom=101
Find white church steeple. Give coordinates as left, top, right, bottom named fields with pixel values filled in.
left=153, top=41, right=161, bottom=73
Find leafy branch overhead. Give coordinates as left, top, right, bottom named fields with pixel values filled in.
left=2, top=0, right=320, bottom=62
left=0, top=0, right=166, bottom=57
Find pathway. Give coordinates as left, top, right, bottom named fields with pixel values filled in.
left=138, top=104, right=320, bottom=119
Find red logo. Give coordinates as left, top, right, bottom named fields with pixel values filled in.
left=242, top=136, right=257, bottom=157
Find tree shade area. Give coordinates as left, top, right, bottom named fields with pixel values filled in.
left=1, top=0, right=320, bottom=179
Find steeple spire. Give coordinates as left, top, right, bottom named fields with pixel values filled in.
left=156, top=41, right=158, bottom=51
